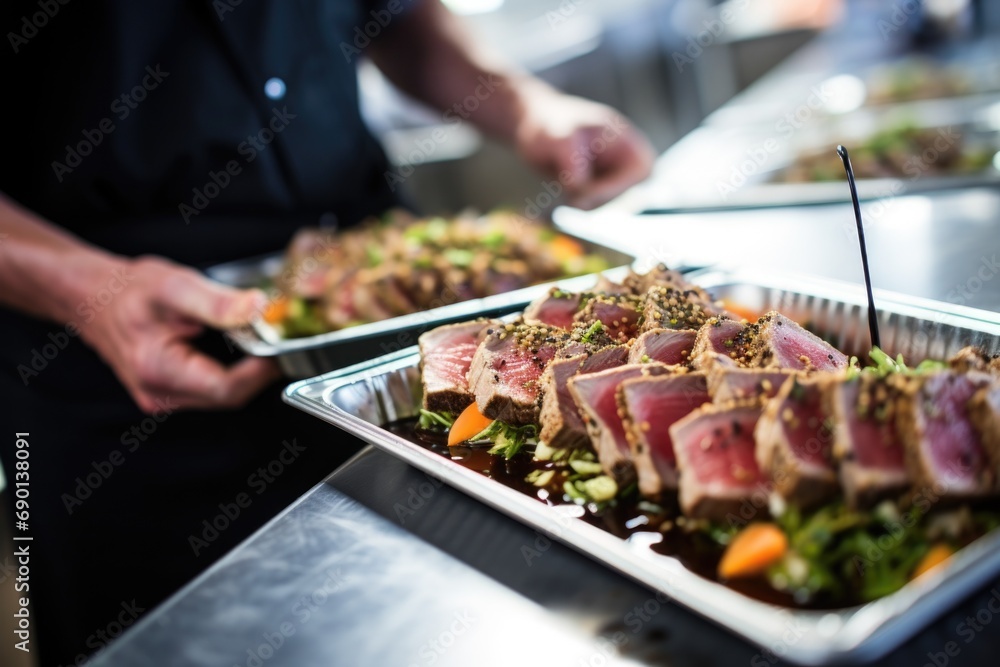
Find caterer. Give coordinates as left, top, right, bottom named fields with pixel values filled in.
left=0, top=1, right=653, bottom=664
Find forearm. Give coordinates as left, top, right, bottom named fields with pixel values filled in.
left=368, top=0, right=558, bottom=143
left=0, top=193, right=123, bottom=325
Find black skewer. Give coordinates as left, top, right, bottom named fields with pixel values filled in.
left=836, top=145, right=880, bottom=350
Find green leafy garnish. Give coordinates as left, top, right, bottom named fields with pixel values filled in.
left=364, top=244, right=383, bottom=267
left=417, top=409, right=455, bottom=431
left=580, top=321, right=604, bottom=344
left=767, top=502, right=930, bottom=602
left=861, top=347, right=947, bottom=378
left=482, top=229, right=506, bottom=249
left=281, top=298, right=328, bottom=337
left=443, top=248, right=475, bottom=267
left=471, top=420, right=538, bottom=459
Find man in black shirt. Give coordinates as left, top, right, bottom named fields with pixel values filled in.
left=0, top=1, right=653, bottom=664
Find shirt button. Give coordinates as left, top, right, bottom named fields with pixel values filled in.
left=264, top=77, right=286, bottom=100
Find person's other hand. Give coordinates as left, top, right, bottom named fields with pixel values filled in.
left=515, top=93, right=655, bottom=210
left=79, top=255, right=279, bottom=414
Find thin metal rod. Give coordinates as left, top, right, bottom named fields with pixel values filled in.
left=836, top=145, right=880, bottom=350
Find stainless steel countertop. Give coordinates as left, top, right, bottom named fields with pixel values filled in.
left=92, top=447, right=1000, bottom=666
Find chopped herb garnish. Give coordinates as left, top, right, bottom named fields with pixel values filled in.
left=417, top=409, right=456, bottom=430
left=580, top=321, right=604, bottom=344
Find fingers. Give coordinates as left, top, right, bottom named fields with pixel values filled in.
left=151, top=261, right=265, bottom=329
left=567, top=130, right=655, bottom=210
left=132, top=339, right=281, bottom=412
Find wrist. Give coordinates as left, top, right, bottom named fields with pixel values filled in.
left=48, top=244, right=130, bottom=328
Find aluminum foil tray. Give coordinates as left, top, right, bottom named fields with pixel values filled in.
left=283, top=268, right=1000, bottom=664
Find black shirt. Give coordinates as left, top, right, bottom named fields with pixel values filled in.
left=1, top=3, right=410, bottom=664
left=2, top=0, right=400, bottom=267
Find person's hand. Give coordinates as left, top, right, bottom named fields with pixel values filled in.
left=515, top=92, right=655, bottom=210
left=79, top=255, right=280, bottom=414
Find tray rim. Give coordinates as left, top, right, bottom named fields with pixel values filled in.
left=283, top=270, right=1000, bottom=665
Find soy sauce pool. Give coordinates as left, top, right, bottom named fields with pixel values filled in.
left=385, top=417, right=846, bottom=609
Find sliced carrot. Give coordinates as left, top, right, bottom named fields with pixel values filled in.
left=262, top=295, right=289, bottom=324
left=550, top=235, right=584, bottom=263
left=913, top=543, right=954, bottom=579
left=721, top=299, right=761, bottom=323
left=718, top=523, right=789, bottom=579
left=448, top=403, right=494, bottom=447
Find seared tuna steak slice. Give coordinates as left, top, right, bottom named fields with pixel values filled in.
left=468, top=322, right=585, bottom=425
left=538, top=346, right=629, bottom=449
left=898, top=371, right=996, bottom=499
left=592, top=274, right=630, bottom=295
left=573, top=294, right=645, bottom=343
left=639, top=285, right=714, bottom=334
left=755, top=378, right=837, bottom=509
left=523, top=288, right=583, bottom=330
left=623, top=264, right=711, bottom=301
left=750, top=311, right=847, bottom=371
left=825, top=375, right=909, bottom=508
left=970, top=384, right=1000, bottom=467
left=628, top=329, right=698, bottom=367
left=619, top=373, right=711, bottom=496
left=691, top=317, right=758, bottom=370
left=707, top=367, right=798, bottom=404
left=419, top=320, right=495, bottom=412
left=568, top=364, right=670, bottom=480
left=669, top=402, right=766, bottom=520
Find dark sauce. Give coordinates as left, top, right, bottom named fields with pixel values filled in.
left=386, top=417, right=843, bottom=609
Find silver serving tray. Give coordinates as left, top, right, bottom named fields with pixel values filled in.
left=206, top=235, right=633, bottom=378
left=639, top=95, right=1000, bottom=213
left=283, top=269, right=1000, bottom=665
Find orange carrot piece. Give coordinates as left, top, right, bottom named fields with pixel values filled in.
left=718, top=523, right=789, bottom=579
left=263, top=295, right=289, bottom=324
left=913, top=544, right=954, bottom=579
left=550, top=235, right=584, bottom=262
left=448, top=403, right=494, bottom=447
left=721, top=299, right=761, bottom=323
